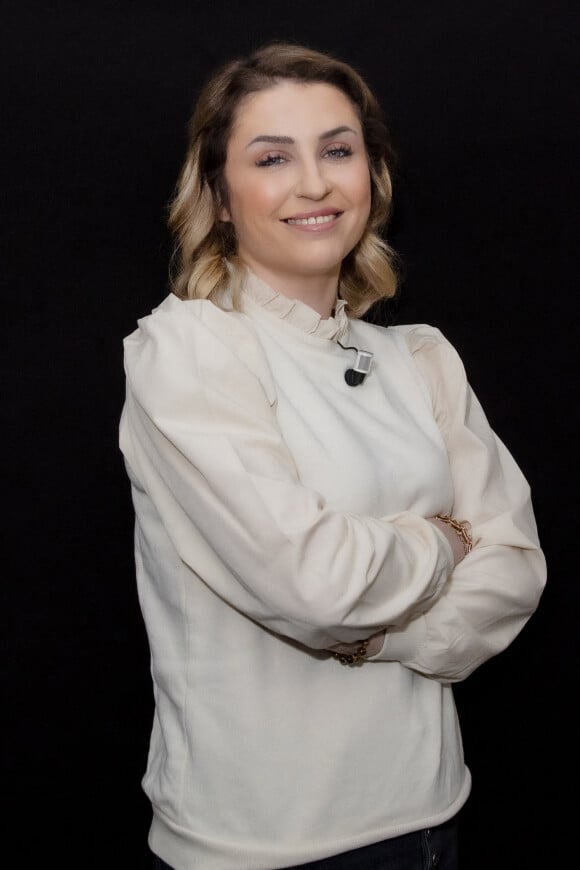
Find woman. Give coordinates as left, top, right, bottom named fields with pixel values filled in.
left=119, top=42, right=546, bottom=870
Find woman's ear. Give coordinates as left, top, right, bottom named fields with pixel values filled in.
left=216, top=177, right=231, bottom=223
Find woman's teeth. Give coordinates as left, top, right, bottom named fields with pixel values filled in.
left=286, top=214, right=338, bottom=225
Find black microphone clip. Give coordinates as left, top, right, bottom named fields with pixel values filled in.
left=338, top=342, right=374, bottom=387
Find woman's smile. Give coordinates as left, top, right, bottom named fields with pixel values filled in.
left=282, top=208, right=343, bottom=229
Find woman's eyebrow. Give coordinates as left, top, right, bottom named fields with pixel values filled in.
left=319, top=125, right=358, bottom=140
left=246, top=126, right=358, bottom=148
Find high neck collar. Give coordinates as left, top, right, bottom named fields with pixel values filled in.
left=240, top=271, right=350, bottom=343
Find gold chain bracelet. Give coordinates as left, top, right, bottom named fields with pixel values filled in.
left=331, top=638, right=370, bottom=666
left=434, top=514, right=473, bottom=555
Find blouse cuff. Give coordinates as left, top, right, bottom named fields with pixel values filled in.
left=367, top=614, right=428, bottom=663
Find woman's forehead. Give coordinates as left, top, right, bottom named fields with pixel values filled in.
left=229, top=81, right=361, bottom=143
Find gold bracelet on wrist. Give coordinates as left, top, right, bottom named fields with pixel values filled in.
left=434, top=514, right=473, bottom=555
left=331, top=638, right=370, bottom=666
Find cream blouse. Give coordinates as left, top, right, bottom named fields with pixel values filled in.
left=119, top=271, right=546, bottom=870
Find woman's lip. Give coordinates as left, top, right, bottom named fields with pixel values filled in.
left=282, top=213, right=342, bottom=232
left=282, top=208, right=342, bottom=220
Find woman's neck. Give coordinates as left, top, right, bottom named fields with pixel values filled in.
left=244, top=263, right=340, bottom=319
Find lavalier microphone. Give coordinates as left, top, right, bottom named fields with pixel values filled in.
left=337, top=340, right=374, bottom=387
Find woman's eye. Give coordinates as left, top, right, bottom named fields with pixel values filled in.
left=324, top=145, right=353, bottom=159
left=255, top=153, right=286, bottom=167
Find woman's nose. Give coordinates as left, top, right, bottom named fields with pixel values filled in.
left=294, top=159, right=332, bottom=199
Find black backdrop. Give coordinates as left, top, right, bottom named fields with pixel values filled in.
left=3, top=1, right=578, bottom=867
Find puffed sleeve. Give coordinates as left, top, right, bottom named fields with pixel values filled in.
left=369, top=325, right=547, bottom=680
left=119, top=297, right=456, bottom=650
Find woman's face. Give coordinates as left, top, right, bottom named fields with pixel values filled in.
left=221, top=81, right=371, bottom=290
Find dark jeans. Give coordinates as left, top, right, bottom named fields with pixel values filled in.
left=153, top=815, right=458, bottom=869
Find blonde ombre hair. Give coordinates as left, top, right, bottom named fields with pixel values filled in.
left=168, top=42, right=399, bottom=318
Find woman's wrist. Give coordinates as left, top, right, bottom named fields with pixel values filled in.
left=330, top=638, right=370, bottom=666
left=327, top=630, right=385, bottom=664
left=428, top=515, right=473, bottom=565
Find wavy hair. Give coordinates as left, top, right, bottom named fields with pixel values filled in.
left=168, top=42, right=399, bottom=318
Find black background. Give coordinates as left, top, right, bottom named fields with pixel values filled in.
left=3, top=1, right=578, bottom=867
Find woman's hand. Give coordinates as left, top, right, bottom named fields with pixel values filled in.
left=327, top=630, right=386, bottom=658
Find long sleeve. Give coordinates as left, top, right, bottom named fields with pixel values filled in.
left=119, top=297, right=455, bottom=650
left=370, top=325, right=547, bottom=681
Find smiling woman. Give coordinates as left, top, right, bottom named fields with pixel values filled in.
left=119, top=41, right=546, bottom=870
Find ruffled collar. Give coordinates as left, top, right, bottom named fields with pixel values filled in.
left=241, top=271, right=350, bottom=342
